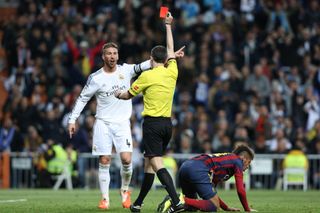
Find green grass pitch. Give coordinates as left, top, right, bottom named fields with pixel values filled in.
left=0, top=189, right=319, bottom=212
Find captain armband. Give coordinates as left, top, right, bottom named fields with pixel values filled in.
left=134, top=60, right=152, bottom=75
left=133, top=63, right=143, bottom=75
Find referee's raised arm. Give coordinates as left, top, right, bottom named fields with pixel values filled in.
left=165, top=12, right=175, bottom=59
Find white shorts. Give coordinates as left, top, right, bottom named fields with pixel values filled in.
left=92, top=119, right=133, bottom=156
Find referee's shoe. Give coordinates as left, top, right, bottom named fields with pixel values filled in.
left=167, top=202, right=185, bottom=213
left=157, top=193, right=185, bottom=213
left=130, top=204, right=142, bottom=212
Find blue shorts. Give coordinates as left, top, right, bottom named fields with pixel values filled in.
left=178, top=160, right=217, bottom=200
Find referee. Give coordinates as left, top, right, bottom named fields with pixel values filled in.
left=115, top=12, right=185, bottom=213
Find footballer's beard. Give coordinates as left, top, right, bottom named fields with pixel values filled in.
left=105, top=60, right=116, bottom=69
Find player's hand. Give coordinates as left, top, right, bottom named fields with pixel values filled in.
left=165, top=11, right=173, bottom=25
left=68, top=123, right=76, bottom=139
left=226, top=207, right=241, bottom=211
left=175, top=46, right=185, bottom=58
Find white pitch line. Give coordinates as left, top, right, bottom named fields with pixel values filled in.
left=0, top=199, right=27, bottom=203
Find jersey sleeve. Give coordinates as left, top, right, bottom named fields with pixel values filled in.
left=68, top=76, right=99, bottom=123
left=128, top=73, right=149, bottom=97
left=166, top=58, right=178, bottom=79
left=123, top=60, right=152, bottom=78
left=234, top=167, right=250, bottom=211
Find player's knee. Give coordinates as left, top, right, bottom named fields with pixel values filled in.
left=120, top=152, right=132, bottom=165
left=149, top=156, right=164, bottom=171
left=121, top=158, right=131, bottom=165
left=99, top=156, right=111, bottom=165
left=144, top=161, right=155, bottom=173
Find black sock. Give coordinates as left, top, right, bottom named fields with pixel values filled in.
left=134, top=173, right=155, bottom=206
left=156, top=168, right=180, bottom=206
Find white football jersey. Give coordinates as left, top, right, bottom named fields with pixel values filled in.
left=69, top=61, right=151, bottom=124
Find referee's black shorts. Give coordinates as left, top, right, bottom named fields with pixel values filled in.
left=142, top=116, right=172, bottom=157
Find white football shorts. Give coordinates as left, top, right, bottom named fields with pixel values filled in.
left=92, top=118, right=133, bottom=155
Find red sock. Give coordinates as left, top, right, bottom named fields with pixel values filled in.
left=184, top=197, right=217, bottom=212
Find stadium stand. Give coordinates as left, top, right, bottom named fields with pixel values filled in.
left=0, top=0, right=320, bottom=189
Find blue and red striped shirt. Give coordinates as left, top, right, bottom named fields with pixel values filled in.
left=192, top=153, right=250, bottom=211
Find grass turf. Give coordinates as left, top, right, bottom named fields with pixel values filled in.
left=0, top=189, right=319, bottom=212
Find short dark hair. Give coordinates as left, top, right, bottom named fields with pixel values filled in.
left=102, top=42, right=118, bottom=54
left=151, top=45, right=167, bottom=63
left=232, top=144, right=255, bottom=160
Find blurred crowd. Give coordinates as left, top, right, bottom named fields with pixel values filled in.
left=1, top=0, right=320, bottom=180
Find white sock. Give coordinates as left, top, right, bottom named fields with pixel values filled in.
left=99, top=163, right=110, bottom=201
left=120, top=163, right=132, bottom=191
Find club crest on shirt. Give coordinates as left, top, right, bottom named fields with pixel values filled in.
left=119, top=74, right=124, bottom=79
left=223, top=174, right=230, bottom=180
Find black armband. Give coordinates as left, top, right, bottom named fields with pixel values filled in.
left=133, top=64, right=142, bottom=75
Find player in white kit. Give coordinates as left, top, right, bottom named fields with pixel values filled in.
left=68, top=42, right=151, bottom=210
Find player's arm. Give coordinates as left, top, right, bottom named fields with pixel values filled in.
left=68, top=76, right=99, bottom=138
left=234, top=171, right=251, bottom=212
left=219, top=197, right=240, bottom=211
left=131, top=60, right=152, bottom=77
left=115, top=90, right=134, bottom=100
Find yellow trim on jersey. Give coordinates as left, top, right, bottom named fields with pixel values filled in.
left=129, top=59, right=178, bottom=117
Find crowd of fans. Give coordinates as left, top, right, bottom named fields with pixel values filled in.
left=0, top=0, right=320, bottom=187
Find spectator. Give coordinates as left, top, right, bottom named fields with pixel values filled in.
left=266, top=129, right=292, bottom=153
left=244, top=64, right=271, bottom=103
left=24, top=125, right=43, bottom=152
left=216, top=135, right=232, bottom=153
left=0, top=115, right=24, bottom=152
left=254, top=134, right=269, bottom=154
left=12, top=97, right=38, bottom=135
left=304, top=88, right=320, bottom=131
left=265, top=2, right=292, bottom=33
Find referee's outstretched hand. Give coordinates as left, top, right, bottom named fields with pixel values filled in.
left=175, top=46, right=186, bottom=58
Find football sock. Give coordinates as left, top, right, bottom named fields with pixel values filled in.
left=184, top=197, right=217, bottom=212
left=99, top=163, right=110, bottom=201
left=134, top=173, right=155, bottom=206
left=156, top=168, right=180, bottom=206
left=120, top=163, right=132, bottom=191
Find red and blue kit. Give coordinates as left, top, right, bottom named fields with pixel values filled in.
left=178, top=153, right=250, bottom=211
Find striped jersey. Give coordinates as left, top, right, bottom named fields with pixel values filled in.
left=192, top=153, right=250, bottom=211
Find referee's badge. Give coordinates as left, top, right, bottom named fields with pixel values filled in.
left=119, top=74, right=124, bottom=79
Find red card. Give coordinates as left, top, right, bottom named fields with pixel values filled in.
left=159, top=6, right=169, bottom=18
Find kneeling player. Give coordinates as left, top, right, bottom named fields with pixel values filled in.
left=158, top=144, right=257, bottom=212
